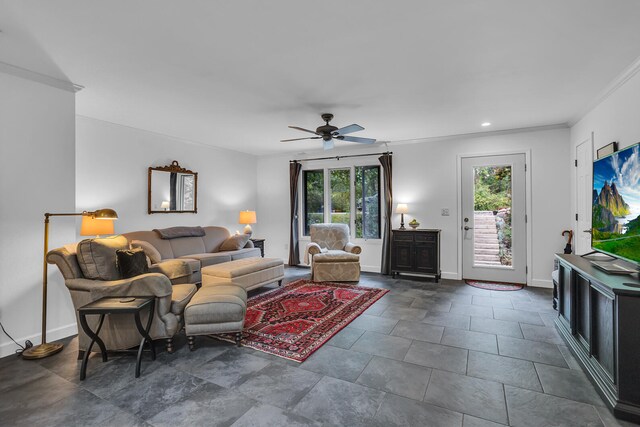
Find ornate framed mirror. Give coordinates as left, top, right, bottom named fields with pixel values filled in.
left=148, top=161, right=198, bottom=214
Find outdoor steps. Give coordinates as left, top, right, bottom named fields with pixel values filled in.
left=473, top=211, right=502, bottom=265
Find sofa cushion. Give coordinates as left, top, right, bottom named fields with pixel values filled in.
left=77, top=235, right=129, bottom=280
left=229, top=248, right=262, bottom=260
left=201, top=226, right=232, bottom=252
left=219, top=234, right=251, bottom=251
left=169, top=236, right=207, bottom=258
left=149, top=259, right=192, bottom=280
left=171, top=283, right=198, bottom=315
left=180, top=253, right=232, bottom=267
left=313, top=250, right=360, bottom=263
left=116, top=248, right=149, bottom=279
left=131, top=239, right=162, bottom=264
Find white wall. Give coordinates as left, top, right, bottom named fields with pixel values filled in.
left=570, top=66, right=640, bottom=237
left=258, top=127, right=571, bottom=287
left=76, top=116, right=258, bottom=236
left=0, top=72, right=76, bottom=358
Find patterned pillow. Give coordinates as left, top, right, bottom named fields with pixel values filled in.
left=116, top=248, right=150, bottom=279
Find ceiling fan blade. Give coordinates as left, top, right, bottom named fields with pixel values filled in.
left=288, top=126, right=319, bottom=135
left=323, top=139, right=334, bottom=150
left=340, top=136, right=376, bottom=144
left=333, top=124, right=364, bottom=136
left=280, top=137, right=321, bottom=143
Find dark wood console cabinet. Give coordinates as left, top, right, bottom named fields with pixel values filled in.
left=555, top=254, right=640, bottom=423
left=391, top=229, right=441, bottom=281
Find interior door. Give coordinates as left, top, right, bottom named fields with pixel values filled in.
left=575, top=138, right=593, bottom=255
left=461, top=154, right=527, bottom=284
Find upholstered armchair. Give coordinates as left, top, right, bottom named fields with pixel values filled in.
left=305, top=223, right=362, bottom=281
left=47, top=246, right=197, bottom=357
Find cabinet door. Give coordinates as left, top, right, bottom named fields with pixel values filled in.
left=415, top=242, right=437, bottom=273
left=558, top=263, right=573, bottom=330
left=392, top=242, right=413, bottom=270
left=591, top=287, right=615, bottom=383
left=575, top=273, right=591, bottom=350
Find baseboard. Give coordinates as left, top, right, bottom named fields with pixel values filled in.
left=0, top=323, right=77, bottom=359
left=361, top=265, right=380, bottom=273
left=529, top=279, right=553, bottom=289
left=441, top=272, right=459, bottom=280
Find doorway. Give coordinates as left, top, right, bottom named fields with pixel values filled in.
left=461, top=154, right=527, bottom=284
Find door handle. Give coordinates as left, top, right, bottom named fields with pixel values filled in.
left=464, top=226, right=473, bottom=231
left=583, top=229, right=592, bottom=234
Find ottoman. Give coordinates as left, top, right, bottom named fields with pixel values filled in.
left=202, top=257, right=285, bottom=291
left=184, top=284, right=247, bottom=350
left=312, top=251, right=360, bottom=282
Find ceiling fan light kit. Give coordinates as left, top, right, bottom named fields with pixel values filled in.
left=281, top=113, right=376, bottom=150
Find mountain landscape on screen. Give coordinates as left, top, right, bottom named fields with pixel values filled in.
left=592, top=144, right=640, bottom=263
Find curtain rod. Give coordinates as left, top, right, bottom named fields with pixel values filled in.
left=290, top=151, right=392, bottom=163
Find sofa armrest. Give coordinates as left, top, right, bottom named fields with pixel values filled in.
left=345, top=243, right=362, bottom=254
left=65, top=273, right=172, bottom=296
left=306, top=242, right=322, bottom=256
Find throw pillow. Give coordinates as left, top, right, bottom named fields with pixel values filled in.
left=131, top=239, right=162, bottom=264
left=116, top=248, right=150, bottom=279
left=219, top=233, right=251, bottom=251
left=77, top=235, right=129, bottom=280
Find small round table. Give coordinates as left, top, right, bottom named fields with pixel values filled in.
left=77, top=296, right=155, bottom=380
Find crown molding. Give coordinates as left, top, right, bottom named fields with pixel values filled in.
left=385, top=123, right=569, bottom=147
left=0, top=61, right=83, bottom=93
left=568, top=55, right=640, bottom=127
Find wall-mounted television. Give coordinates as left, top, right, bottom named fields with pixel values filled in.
left=592, top=142, right=640, bottom=265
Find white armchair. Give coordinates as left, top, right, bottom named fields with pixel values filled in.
left=305, top=223, right=361, bottom=281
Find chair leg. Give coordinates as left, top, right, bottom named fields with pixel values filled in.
left=187, top=336, right=196, bottom=351
left=278, top=279, right=283, bottom=287
left=165, top=338, right=174, bottom=354
left=235, top=332, right=243, bottom=347
left=77, top=350, right=85, bottom=361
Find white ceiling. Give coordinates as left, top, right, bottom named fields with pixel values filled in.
left=2, top=0, right=640, bottom=155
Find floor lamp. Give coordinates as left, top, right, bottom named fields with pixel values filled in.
left=22, top=208, right=118, bottom=360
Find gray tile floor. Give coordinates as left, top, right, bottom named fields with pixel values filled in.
left=1, top=268, right=638, bottom=426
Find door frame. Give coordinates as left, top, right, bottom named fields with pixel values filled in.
left=574, top=133, right=594, bottom=255
left=456, top=149, right=532, bottom=284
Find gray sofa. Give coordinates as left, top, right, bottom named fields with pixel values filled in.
left=123, top=226, right=261, bottom=284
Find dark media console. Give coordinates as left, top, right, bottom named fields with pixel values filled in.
left=555, top=254, right=640, bottom=423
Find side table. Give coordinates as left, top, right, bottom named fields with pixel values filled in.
left=251, top=238, right=265, bottom=257
left=78, top=296, right=156, bottom=380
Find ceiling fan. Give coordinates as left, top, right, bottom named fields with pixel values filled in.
left=281, top=113, right=376, bottom=150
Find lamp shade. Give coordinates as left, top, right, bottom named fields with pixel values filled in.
left=91, top=208, right=119, bottom=220
left=238, top=210, right=257, bottom=224
left=395, top=203, right=409, bottom=214
left=81, top=215, right=115, bottom=236
left=160, top=201, right=170, bottom=210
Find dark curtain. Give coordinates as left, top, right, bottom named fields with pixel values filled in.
left=379, top=153, right=393, bottom=275
left=288, top=161, right=303, bottom=266
left=170, top=172, right=177, bottom=210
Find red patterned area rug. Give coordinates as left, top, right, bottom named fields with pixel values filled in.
left=466, top=280, right=524, bottom=291
left=216, top=279, right=388, bottom=362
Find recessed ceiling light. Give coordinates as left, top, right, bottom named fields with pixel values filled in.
left=481, top=122, right=491, bottom=127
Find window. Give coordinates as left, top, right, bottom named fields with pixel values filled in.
left=303, top=169, right=324, bottom=236
left=355, top=166, right=380, bottom=239
left=330, top=169, right=351, bottom=226
left=302, top=164, right=381, bottom=239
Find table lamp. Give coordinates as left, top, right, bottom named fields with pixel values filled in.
left=160, top=201, right=170, bottom=211
left=396, top=204, right=408, bottom=230
left=22, top=208, right=118, bottom=360
left=238, top=210, right=257, bottom=235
